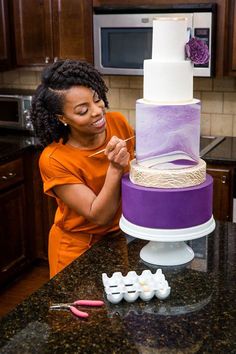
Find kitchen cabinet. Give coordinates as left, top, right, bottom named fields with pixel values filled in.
left=23, top=150, right=47, bottom=260
left=206, top=164, right=234, bottom=222
left=227, top=0, right=236, bottom=75
left=0, top=0, right=14, bottom=70
left=29, top=151, right=56, bottom=260
left=13, top=0, right=93, bottom=66
left=0, top=158, right=31, bottom=287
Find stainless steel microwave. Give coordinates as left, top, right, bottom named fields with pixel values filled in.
left=0, top=95, right=33, bottom=131
left=93, top=4, right=216, bottom=77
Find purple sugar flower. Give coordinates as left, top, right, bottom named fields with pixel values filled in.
left=185, top=37, right=210, bottom=65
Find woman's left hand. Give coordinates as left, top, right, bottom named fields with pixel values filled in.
left=104, top=136, right=130, bottom=169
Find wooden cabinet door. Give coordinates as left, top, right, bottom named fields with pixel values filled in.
left=13, top=0, right=53, bottom=66
left=13, top=0, right=93, bottom=66
left=228, top=0, right=236, bottom=74
left=207, top=166, right=233, bottom=222
left=0, top=0, right=13, bottom=70
left=0, top=184, right=29, bottom=287
left=52, top=0, right=93, bottom=63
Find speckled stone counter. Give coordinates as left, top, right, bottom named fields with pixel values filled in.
left=203, top=136, right=236, bottom=165
left=0, top=222, right=235, bottom=353
left=0, top=130, right=39, bottom=163
left=1, top=133, right=236, bottom=165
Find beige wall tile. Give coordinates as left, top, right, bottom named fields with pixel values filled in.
left=128, top=110, right=136, bottom=129
left=107, top=88, right=120, bottom=109
left=35, top=71, right=42, bottom=85
left=193, top=91, right=201, bottom=100
left=193, top=78, right=213, bottom=91
left=210, top=114, right=233, bottom=136
left=223, top=93, right=236, bottom=114
left=201, top=92, right=223, bottom=114
left=19, top=70, right=38, bottom=85
left=1, top=68, right=236, bottom=136
left=213, top=77, right=236, bottom=92
left=108, top=108, right=129, bottom=117
left=2, top=70, right=20, bottom=86
left=200, top=113, right=211, bottom=136
left=21, top=84, right=37, bottom=90
left=129, top=76, right=143, bottom=89
left=110, top=76, right=129, bottom=88
left=120, top=88, right=141, bottom=109
left=103, top=75, right=110, bottom=88
left=232, top=115, right=236, bottom=137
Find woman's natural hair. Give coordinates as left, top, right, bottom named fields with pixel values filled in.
left=30, top=59, right=109, bottom=147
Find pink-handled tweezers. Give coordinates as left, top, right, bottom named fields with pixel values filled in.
left=49, top=299, right=104, bottom=318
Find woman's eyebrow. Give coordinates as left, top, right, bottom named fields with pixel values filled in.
left=73, top=91, right=97, bottom=110
left=92, top=90, right=99, bottom=98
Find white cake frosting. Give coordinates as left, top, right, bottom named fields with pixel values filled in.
left=144, top=60, right=193, bottom=102
left=132, top=16, right=205, bottom=188
left=130, top=158, right=206, bottom=189
left=143, top=17, right=193, bottom=103
left=152, top=17, right=189, bottom=61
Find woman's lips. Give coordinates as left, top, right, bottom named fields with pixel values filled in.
left=92, top=117, right=105, bottom=128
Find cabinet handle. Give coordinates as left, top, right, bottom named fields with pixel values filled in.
left=221, top=175, right=227, bottom=184
left=45, top=56, right=50, bottom=64
left=1, top=172, right=17, bottom=180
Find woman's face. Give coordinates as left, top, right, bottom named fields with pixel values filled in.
left=61, top=86, right=106, bottom=136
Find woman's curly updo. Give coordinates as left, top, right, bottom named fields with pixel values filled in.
left=30, top=59, right=109, bottom=147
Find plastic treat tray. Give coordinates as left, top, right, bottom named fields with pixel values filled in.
left=102, top=269, right=171, bottom=304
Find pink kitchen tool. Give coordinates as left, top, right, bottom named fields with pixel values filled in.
left=49, top=299, right=104, bottom=318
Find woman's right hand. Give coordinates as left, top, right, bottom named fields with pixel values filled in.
left=104, top=136, right=130, bottom=169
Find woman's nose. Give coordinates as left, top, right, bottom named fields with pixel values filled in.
left=91, top=102, right=103, bottom=117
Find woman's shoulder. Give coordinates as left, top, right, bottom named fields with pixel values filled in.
left=106, top=111, right=134, bottom=137
left=106, top=111, right=127, bottom=123
left=106, top=111, right=131, bottom=131
left=40, top=141, right=63, bottom=160
left=39, top=141, right=68, bottom=170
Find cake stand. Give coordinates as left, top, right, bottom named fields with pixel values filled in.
left=120, top=215, right=215, bottom=266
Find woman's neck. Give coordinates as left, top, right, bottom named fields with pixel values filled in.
left=67, top=130, right=106, bottom=150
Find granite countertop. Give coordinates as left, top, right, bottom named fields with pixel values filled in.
left=0, top=132, right=236, bottom=165
left=0, top=130, right=40, bottom=163
left=0, top=221, right=235, bottom=353
left=202, top=136, right=236, bottom=165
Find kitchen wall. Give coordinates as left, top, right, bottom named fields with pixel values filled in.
left=0, top=69, right=236, bottom=137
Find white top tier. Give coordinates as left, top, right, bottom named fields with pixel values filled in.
left=144, top=16, right=193, bottom=103
left=152, top=17, right=188, bottom=61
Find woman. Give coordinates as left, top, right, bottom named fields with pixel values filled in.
left=30, top=59, right=134, bottom=278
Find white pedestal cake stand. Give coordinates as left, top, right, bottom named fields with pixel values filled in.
left=120, top=215, right=216, bottom=266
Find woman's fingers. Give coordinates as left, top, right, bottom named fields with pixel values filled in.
left=105, top=136, right=123, bottom=155
left=105, top=136, right=130, bottom=167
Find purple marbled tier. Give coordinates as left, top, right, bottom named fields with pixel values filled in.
left=136, top=100, right=201, bottom=163
left=121, top=174, right=213, bottom=229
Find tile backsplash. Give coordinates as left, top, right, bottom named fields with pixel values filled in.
left=1, top=69, right=236, bottom=137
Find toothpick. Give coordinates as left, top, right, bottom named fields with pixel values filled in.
left=88, top=136, right=135, bottom=157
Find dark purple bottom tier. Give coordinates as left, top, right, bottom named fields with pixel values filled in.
left=121, top=174, right=213, bottom=229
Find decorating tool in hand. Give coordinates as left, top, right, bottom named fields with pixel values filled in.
left=88, top=135, right=135, bottom=157
left=49, top=299, right=104, bottom=318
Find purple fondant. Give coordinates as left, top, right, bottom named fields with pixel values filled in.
left=136, top=101, right=201, bottom=164
left=121, top=174, right=213, bottom=229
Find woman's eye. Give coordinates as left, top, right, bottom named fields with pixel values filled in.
left=78, top=107, right=88, bottom=116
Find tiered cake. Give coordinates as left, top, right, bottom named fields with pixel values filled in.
left=120, top=17, right=215, bottom=265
